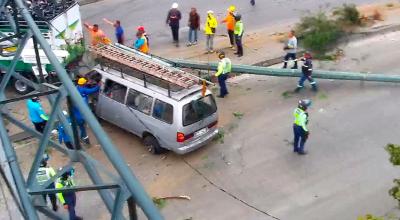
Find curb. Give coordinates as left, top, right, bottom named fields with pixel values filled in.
left=78, top=0, right=103, bottom=6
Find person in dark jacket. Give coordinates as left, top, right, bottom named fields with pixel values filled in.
left=187, top=7, right=200, bottom=46
left=166, top=2, right=182, bottom=46
left=295, top=52, right=317, bottom=92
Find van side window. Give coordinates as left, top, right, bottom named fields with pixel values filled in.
left=152, top=99, right=173, bottom=124
left=126, top=89, right=153, bottom=115
left=103, top=79, right=127, bottom=103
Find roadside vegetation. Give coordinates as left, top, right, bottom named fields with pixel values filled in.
left=295, top=4, right=364, bottom=56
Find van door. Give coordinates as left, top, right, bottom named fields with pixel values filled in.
left=97, top=79, right=128, bottom=127
left=123, top=88, right=154, bottom=136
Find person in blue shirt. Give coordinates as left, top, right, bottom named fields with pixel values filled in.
left=103, top=18, right=124, bottom=45
left=57, top=111, right=73, bottom=149
left=72, top=78, right=100, bottom=144
left=27, top=97, right=48, bottom=133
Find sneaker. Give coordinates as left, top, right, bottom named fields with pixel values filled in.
left=186, top=42, right=192, bottom=47
left=291, top=66, right=298, bottom=69
left=298, top=151, right=308, bottom=155
left=217, top=95, right=225, bottom=98
left=193, top=41, right=198, bottom=45
left=82, top=136, right=90, bottom=145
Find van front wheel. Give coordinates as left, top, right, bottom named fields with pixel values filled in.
left=143, top=135, right=165, bottom=154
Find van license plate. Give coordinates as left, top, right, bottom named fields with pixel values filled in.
left=194, top=128, right=208, bottom=138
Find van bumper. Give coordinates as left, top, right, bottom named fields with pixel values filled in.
left=174, top=128, right=219, bottom=154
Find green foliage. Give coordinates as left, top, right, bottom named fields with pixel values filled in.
left=386, top=143, right=400, bottom=166
left=389, top=179, right=400, bottom=207
left=64, top=41, right=85, bottom=65
left=213, top=128, right=225, bottom=144
left=296, top=13, right=342, bottom=54
left=333, top=4, right=361, bottom=26
left=357, top=214, right=384, bottom=220
left=233, top=111, right=244, bottom=119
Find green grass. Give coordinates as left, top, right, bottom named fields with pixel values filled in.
left=282, top=91, right=293, bottom=99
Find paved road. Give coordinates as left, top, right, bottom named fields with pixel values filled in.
left=80, top=0, right=388, bottom=51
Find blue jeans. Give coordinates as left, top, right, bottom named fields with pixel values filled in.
left=298, top=74, right=316, bottom=88
left=293, top=124, right=307, bottom=153
left=64, top=192, right=78, bottom=220
left=188, top=28, right=198, bottom=43
left=77, top=119, right=87, bottom=139
left=218, top=74, right=228, bottom=97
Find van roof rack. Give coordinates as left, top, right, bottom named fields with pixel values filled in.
left=89, top=44, right=205, bottom=89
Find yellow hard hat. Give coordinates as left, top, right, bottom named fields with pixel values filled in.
left=228, top=5, right=236, bottom=12
left=77, top=77, right=87, bottom=85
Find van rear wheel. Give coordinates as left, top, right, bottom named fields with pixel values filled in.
left=143, top=135, right=165, bottom=154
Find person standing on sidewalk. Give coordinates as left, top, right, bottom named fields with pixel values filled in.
left=295, top=52, right=317, bottom=92
left=283, top=30, right=298, bottom=69
left=293, top=99, right=312, bottom=155
left=27, top=97, right=48, bottom=133
left=103, top=18, right=125, bottom=45
left=187, top=7, right=200, bottom=46
left=233, top=14, right=244, bottom=57
left=166, top=2, right=182, bottom=46
left=204, top=10, right=218, bottom=53
left=215, top=51, right=232, bottom=98
left=221, top=5, right=236, bottom=49
left=134, top=28, right=149, bottom=54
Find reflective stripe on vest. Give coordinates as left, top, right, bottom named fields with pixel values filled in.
left=294, top=108, right=306, bottom=126
left=36, top=167, right=51, bottom=185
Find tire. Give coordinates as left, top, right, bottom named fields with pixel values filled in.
left=12, top=77, right=33, bottom=95
left=143, top=135, right=165, bottom=154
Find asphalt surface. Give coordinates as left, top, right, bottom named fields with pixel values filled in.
left=80, top=0, right=389, bottom=51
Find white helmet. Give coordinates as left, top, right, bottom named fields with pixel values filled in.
left=172, top=2, right=178, bottom=9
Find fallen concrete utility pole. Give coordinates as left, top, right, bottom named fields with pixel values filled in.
left=172, top=60, right=400, bottom=83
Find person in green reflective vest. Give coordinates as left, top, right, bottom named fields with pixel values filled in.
left=234, top=14, right=244, bottom=57
left=293, top=99, right=312, bottom=155
left=36, top=159, right=58, bottom=211
left=56, top=168, right=82, bottom=220
left=215, top=51, right=232, bottom=98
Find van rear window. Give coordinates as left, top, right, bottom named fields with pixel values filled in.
left=183, top=95, right=217, bottom=126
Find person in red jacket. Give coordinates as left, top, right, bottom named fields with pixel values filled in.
left=187, top=7, right=200, bottom=46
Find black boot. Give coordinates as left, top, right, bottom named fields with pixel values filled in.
left=291, top=61, right=298, bottom=69
left=282, top=62, right=287, bottom=69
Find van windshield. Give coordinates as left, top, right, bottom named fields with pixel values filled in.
left=183, top=95, right=217, bottom=126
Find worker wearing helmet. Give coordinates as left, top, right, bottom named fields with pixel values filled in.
left=36, top=158, right=58, bottom=211
left=166, top=2, right=182, bottom=46
left=134, top=26, right=149, bottom=54
left=215, top=51, right=232, bottom=98
left=27, top=96, right=48, bottom=133
left=56, top=167, right=82, bottom=220
left=222, top=5, right=237, bottom=49
left=72, top=77, right=100, bottom=144
left=295, top=52, right=317, bottom=92
left=204, top=10, right=218, bottom=53
left=233, top=14, right=244, bottom=57
left=293, top=99, right=312, bottom=155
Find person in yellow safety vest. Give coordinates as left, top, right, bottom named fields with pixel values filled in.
left=56, top=168, right=82, bottom=220
left=215, top=51, right=232, bottom=98
left=36, top=159, right=58, bottom=211
left=134, top=29, right=149, bottom=54
left=233, top=14, right=244, bottom=57
left=204, top=10, right=218, bottom=53
left=293, top=99, right=312, bottom=155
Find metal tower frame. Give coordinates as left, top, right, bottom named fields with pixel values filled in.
left=0, top=0, right=163, bottom=219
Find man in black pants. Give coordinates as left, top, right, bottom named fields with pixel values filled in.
left=166, top=2, right=181, bottom=46
left=26, top=97, right=48, bottom=133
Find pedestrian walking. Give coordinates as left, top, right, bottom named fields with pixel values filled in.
left=57, top=111, right=74, bottom=150
left=233, top=14, right=244, bottom=57
left=83, top=22, right=110, bottom=45
left=36, top=158, right=58, bottom=211
left=215, top=51, right=232, bottom=98
left=221, top=5, right=236, bottom=49
left=204, top=10, right=217, bottom=53
left=27, top=97, right=48, bottom=133
left=103, top=18, right=124, bottom=45
left=56, top=168, right=82, bottom=220
left=293, top=99, right=312, bottom=155
left=166, top=2, right=181, bottom=46
left=250, top=0, right=255, bottom=6
left=72, top=77, right=100, bottom=144
left=295, top=52, right=317, bottom=92
left=187, top=7, right=200, bottom=46
left=134, top=28, right=149, bottom=54
left=283, top=30, right=298, bottom=69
